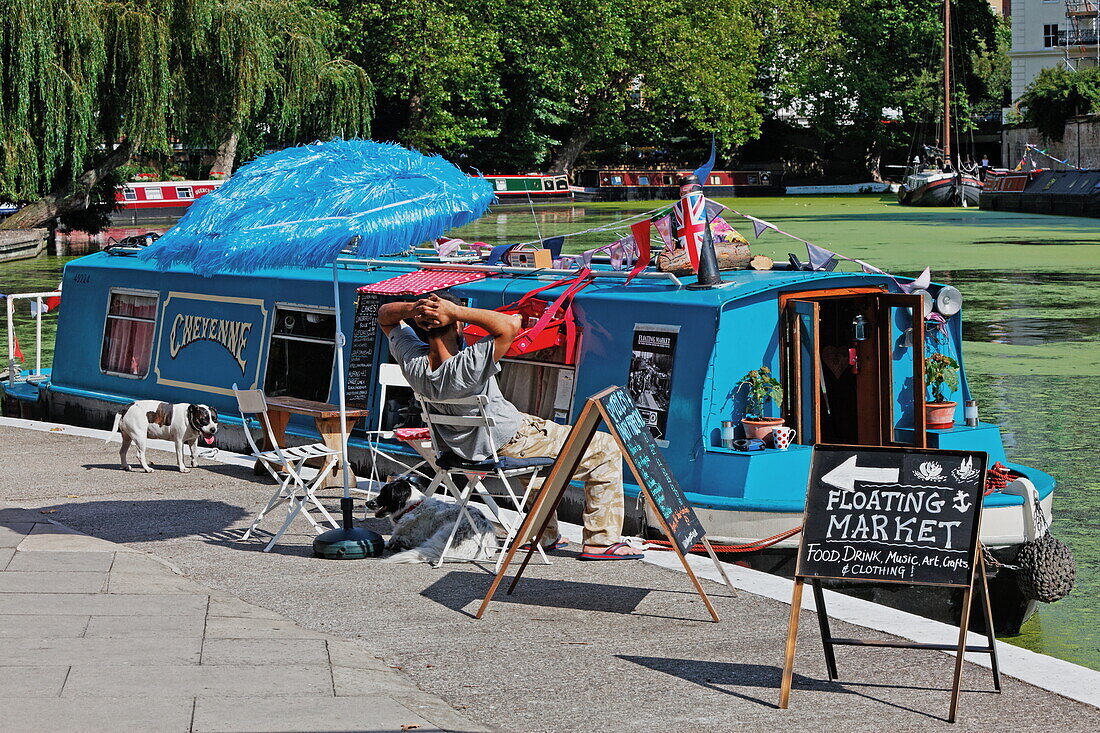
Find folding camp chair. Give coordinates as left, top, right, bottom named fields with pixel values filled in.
left=416, top=392, right=555, bottom=569
left=233, top=384, right=340, bottom=551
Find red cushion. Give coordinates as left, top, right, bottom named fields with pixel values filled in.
left=394, top=427, right=431, bottom=441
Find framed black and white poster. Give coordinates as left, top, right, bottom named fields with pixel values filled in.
left=627, top=324, right=678, bottom=443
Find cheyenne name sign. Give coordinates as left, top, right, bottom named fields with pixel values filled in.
left=169, top=313, right=252, bottom=372
left=154, top=292, right=268, bottom=396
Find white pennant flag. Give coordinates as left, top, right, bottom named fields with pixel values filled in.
left=581, top=249, right=595, bottom=266
left=745, top=215, right=777, bottom=239
left=806, top=243, right=838, bottom=271
left=901, top=266, right=931, bottom=293
left=856, top=260, right=883, bottom=274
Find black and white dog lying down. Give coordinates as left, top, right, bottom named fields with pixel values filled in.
left=366, top=475, right=497, bottom=564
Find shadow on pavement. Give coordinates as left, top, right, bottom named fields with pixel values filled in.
left=31, top=498, right=249, bottom=545
left=422, top=569, right=654, bottom=617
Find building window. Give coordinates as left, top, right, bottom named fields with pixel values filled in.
left=144, top=187, right=164, bottom=200
left=1044, top=24, right=1059, bottom=47
left=122, top=188, right=137, bottom=201
left=101, top=291, right=157, bottom=377
left=176, top=186, right=193, bottom=199
left=264, top=306, right=335, bottom=403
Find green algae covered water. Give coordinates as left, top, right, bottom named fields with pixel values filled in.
left=2, top=195, right=1098, bottom=669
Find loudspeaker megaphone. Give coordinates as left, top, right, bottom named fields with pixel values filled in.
left=910, top=289, right=934, bottom=318
left=935, top=286, right=963, bottom=316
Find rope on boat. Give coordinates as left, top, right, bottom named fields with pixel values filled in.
left=646, top=525, right=803, bottom=554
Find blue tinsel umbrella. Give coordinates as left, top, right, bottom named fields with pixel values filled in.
left=140, top=139, right=495, bottom=556
left=141, top=138, right=494, bottom=275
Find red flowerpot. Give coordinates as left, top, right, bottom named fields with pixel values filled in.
left=741, top=417, right=785, bottom=443
left=925, top=401, right=957, bottom=430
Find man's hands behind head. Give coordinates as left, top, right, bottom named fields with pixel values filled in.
left=413, top=293, right=461, bottom=330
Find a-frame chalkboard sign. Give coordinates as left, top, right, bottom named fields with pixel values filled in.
left=476, top=386, right=734, bottom=622
left=779, top=444, right=1002, bottom=723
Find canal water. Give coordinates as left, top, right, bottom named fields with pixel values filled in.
left=2, top=195, right=1098, bottom=669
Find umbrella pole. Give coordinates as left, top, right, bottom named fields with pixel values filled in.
left=312, top=259, right=383, bottom=559
left=332, top=260, right=353, bottom=524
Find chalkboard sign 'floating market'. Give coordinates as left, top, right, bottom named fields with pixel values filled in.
left=1, top=137, right=1060, bottom=634
left=780, top=444, right=1000, bottom=724
left=797, top=445, right=985, bottom=587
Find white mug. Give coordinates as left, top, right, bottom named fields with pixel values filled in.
left=773, top=426, right=796, bottom=450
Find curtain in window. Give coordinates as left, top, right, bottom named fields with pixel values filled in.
left=101, top=294, right=156, bottom=375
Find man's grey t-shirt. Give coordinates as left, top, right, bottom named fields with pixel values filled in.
left=387, top=323, right=522, bottom=462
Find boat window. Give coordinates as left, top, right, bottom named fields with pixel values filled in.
left=144, top=187, right=164, bottom=200
left=100, top=291, right=158, bottom=377
left=557, top=179, right=568, bottom=190
left=122, top=188, right=137, bottom=201
left=264, top=306, right=336, bottom=403
left=176, top=186, right=193, bottom=199
left=638, top=176, right=650, bottom=186
left=494, top=179, right=507, bottom=191
left=710, top=176, right=720, bottom=185
left=543, top=179, right=554, bottom=190
left=611, top=175, right=623, bottom=185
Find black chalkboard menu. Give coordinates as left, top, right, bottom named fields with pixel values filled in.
left=598, top=386, right=705, bottom=555
left=346, top=293, right=382, bottom=404
left=797, top=444, right=987, bottom=587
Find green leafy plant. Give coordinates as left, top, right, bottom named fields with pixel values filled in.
left=925, top=353, right=960, bottom=403
left=737, top=367, right=783, bottom=420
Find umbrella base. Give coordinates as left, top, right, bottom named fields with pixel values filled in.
left=313, top=526, right=384, bottom=560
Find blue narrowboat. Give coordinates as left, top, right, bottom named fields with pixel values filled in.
left=3, top=244, right=1054, bottom=631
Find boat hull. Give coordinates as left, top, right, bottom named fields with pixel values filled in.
left=898, top=174, right=982, bottom=207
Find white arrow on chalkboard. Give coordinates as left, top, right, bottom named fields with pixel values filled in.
left=821, top=455, right=900, bottom=490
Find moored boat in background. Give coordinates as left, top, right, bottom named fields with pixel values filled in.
left=112, top=180, right=224, bottom=224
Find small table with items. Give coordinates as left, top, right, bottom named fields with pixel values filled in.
left=256, top=395, right=370, bottom=490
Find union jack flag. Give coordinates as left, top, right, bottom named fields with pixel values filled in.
left=673, top=192, right=708, bottom=272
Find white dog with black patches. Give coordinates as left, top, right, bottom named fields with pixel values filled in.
left=367, top=476, right=497, bottom=564
left=110, top=401, right=219, bottom=473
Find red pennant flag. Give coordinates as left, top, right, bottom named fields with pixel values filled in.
left=13, top=334, right=24, bottom=362
left=625, top=220, right=651, bottom=284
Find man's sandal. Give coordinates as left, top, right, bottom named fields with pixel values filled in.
left=578, top=542, right=644, bottom=561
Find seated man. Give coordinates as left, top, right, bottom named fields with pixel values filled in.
left=378, top=291, right=641, bottom=559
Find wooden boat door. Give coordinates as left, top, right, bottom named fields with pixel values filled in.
left=785, top=299, right=821, bottom=445
left=877, top=293, right=927, bottom=448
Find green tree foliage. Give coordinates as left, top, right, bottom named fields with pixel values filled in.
left=1020, top=65, right=1100, bottom=142
left=0, top=0, right=371, bottom=229
left=338, top=0, right=501, bottom=153
left=781, top=0, right=1002, bottom=173
left=340, top=0, right=762, bottom=172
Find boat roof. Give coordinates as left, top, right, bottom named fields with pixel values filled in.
left=70, top=250, right=906, bottom=306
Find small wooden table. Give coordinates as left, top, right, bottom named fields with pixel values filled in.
left=257, top=395, right=370, bottom=490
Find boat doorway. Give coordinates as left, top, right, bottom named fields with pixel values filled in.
left=781, top=288, right=927, bottom=448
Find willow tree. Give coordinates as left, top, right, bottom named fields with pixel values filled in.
left=0, top=0, right=372, bottom=231
left=0, top=0, right=171, bottom=229
left=174, top=0, right=373, bottom=176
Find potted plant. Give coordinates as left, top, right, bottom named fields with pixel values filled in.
left=736, top=366, right=784, bottom=442
left=924, top=352, right=959, bottom=429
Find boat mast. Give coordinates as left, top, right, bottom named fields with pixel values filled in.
left=943, top=0, right=952, bottom=169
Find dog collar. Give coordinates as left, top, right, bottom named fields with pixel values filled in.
left=391, top=500, right=423, bottom=522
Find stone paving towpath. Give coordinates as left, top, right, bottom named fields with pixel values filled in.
left=0, top=502, right=493, bottom=733
left=2, top=420, right=1099, bottom=732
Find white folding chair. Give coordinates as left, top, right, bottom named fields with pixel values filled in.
left=360, top=363, right=433, bottom=491
left=416, top=392, right=555, bottom=569
left=233, top=384, right=341, bottom=552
